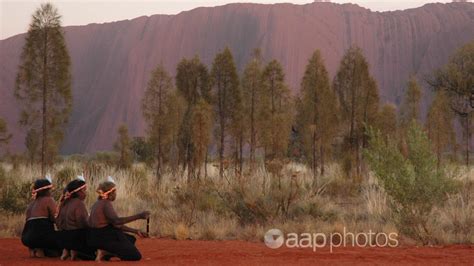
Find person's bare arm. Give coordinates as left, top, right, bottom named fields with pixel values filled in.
left=103, top=201, right=149, bottom=226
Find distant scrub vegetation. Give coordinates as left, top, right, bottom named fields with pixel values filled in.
left=0, top=157, right=472, bottom=244
left=4, top=39, right=473, bottom=184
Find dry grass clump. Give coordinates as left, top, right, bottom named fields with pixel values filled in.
left=0, top=212, right=24, bottom=237
left=428, top=169, right=473, bottom=244
left=174, top=223, right=190, bottom=240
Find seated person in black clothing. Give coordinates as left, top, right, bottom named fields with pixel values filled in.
left=21, top=176, right=60, bottom=257
left=87, top=177, right=150, bottom=261
left=56, top=175, right=95, bottom=260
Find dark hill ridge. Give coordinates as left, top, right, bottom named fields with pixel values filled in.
left=1, top=2, right=473, bottom=153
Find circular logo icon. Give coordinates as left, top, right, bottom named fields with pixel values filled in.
left=264, top=229, right=284, bottom=249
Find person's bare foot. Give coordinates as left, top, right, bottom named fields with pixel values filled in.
left=60, top=249, right=70, bottom=260
left=29, top=248, right=35, bottom=258
left=70, top=250, right=78, bottom=260
left=95, top=249, right=104, bottom=262
left=34, top=249, right=45, bottom=258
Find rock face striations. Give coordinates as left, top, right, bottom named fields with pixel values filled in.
left=1, top=2, right=473, bottom=153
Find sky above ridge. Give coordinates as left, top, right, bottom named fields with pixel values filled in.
left=0, top=0, right=453, bottom=40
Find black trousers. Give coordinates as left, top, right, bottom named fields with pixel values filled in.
left=57, top=229, right=96, bottom=260
left=87, top=225, right=141, bottom=261
left=21, top=218, right=60, bottom=257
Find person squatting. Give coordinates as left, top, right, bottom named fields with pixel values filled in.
left=21, top=174, right=150, bottom=261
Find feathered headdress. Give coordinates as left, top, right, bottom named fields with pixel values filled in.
left=77, top=173, right=86, bottom=182
left=107, top=176, right=116, bottom=184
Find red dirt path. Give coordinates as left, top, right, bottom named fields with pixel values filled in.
left=0, top=238, right=472, bottom=265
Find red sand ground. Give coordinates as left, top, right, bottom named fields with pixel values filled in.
left=0, top=238, right=472, bottom=265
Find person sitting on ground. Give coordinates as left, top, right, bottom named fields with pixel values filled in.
left=87, top=177, right=150, bottom=261
left=21, top=175, right=61, bottom=258
left=56, top=175, right=95, bottom=260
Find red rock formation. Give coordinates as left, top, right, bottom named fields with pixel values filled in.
left=1, top=2, right=473, bottom=153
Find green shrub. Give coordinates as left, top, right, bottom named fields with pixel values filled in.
left=0, top=167, right=31, bottom=213
left=194, top=181, right=222, bottom=213
left=171, top=180, right=225, bottom=226
left=56, top=166, right=75, bottom=185
left=364, top=122, right=459, bottom=244
left=219, top=184, right=269, bottom=225
left=0, top=179, right=31, bottom=214
left=218, top=172, right=305, bottom=226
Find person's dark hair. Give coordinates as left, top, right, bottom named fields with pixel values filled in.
left=66, top=179, right=86, bottom=198
left=97, top=181, right=116, bottom=200
left=33, top=179, right=52, bottom=198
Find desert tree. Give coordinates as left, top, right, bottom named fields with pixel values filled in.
left=425, top=90, right=456, bottom=168
left=211, top=47, right=240, bottom=178
left=259, top=59, right=293, bottom=161
left=190, top=99, right=213, bottom=179
left=333, top=46, right=379, bottom=180
left=142, top=64, right=174, bottom=182
left=14, top=3, right=72, bottom=175
left=241, top=49, right=263, bottom=169
left=176, top=56, right=211, bottom=179
left=297, top=50, right=338, bottom=179
left=25, top=129, right=40, bottom=165
left=229, top=85, right=245, bottom=175
left=399, top=76, right=422, bottom=128
left=114, top=124, right=132, bottom=169
left=176, top=56, right=212, bottom=105
left=165, top=91, right=187, bottom=175
left=374, top=103, right=398, bottom=142
left=397, top=77, right=422, bottom=158
left=130, top=137, right=153, bottom=164
left=429, top=41, right=474, bottom=166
